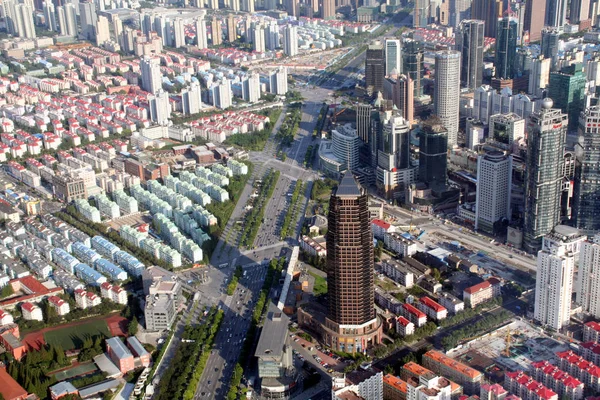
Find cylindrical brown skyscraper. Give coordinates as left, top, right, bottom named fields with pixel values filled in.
left=319, top=172, right=381, bottom=353
left=326, top=172, right=375, bottom=325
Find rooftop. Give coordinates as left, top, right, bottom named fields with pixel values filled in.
left=255, top=304, right=289, bottom=359
left=107, top=337, right=133, bottom=360
left=0, top=365, right=27, bottom=400
left=424, top=350, right=482, bottom=379
left=335, top=171, right=362, bottom=197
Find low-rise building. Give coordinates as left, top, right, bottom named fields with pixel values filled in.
left=504, top=371, right=558, bottom=400
left=480, top=383, right=508, bottom=399
left=401, top=303, right=427, bottom=327
left=556, top=351, right=600, bottom=392
left=463, top=277, right=502, bottom=308
left=372, top=219, right=396, bottom=240
left=100, top=282, right=128, bottom=305
left=49, top=381, right=79, bottom=399
left=395, top=316, right=415, bottom=336
left=417, top=296, right=447, bottom=321
left=583, top=321, right=600, bottom=343
left=47, top=295, right=70, bottom=316
left=437, top=292, right=465, bottom=314
left=379, top=259, right=416, bottom=288
left=531, top=360, right=584, bottom=400
left=383, top=374, right=407, bottom=400
left=384, top=232, right=418, bottom=257
left=422, top=350, right=483, bottom=395
left=581, top=341, right=600, bottom=365
left=106, top=337, right=134, bottom=374
left=0, top=309, right=12, bottom=326
left=127, top=336, right=151, bottom=367
left=20, top=302, right=42, bottom=321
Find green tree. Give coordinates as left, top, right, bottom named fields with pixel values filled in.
left=128, top=316, right=139, bottom=336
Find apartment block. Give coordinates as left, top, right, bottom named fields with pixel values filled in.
left=504, top=371, right=558, bottom=400
left=556, top=351, right=600, bottom=392
left=422, top=350, right=482, bottom=394
left=463, top=277, right=502, bottom=308
left=531, top=360, right=584, bottom=400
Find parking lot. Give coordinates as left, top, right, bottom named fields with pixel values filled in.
left=290, top=332, right=346, bottom=373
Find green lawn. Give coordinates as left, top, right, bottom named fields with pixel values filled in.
left=308, top=271, right=327, bottom=296
left=44, top=320, right=111, bottom=350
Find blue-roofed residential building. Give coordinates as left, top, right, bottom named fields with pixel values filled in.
left=94, top=259, right=128, bottom=281
left=113, top=251, right=145, bottom=277
left=74, top=263, right=107, bottom=286
left=52, top=248, right=79, bottom=274
left=91, top=236, right=120, bottom=261
left=72, top=242, right=102, bottom=266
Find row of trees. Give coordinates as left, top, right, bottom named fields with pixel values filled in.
left=276, top=104, right=302, bottom=146
left=155, top=307, right=223, bottom=400
left=280, top=180, right=304, bottom=239
left=312, top=105, right=328, bottom=139
left=226, top=258, right=286, bottom=400
left=239, top=169, right=280, bottom=248
left=226, top=267, right=243, bottom=295
left=441, top=310, right=512, bottom=350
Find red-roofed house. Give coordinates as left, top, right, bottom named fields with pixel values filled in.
left=395, top=316, right=415, bottom=336
left=584, top=321, right=600, bottom=343
left=371, top=218, right=395, bottom=240
left=557, top=351, right=600, bottom=392
left=480, top=383, right=508, bottom=399
left=417, top=296, right=448, bottom=320
left=47, top=296, right=70, bottom=316
left=531, top=360, right=584, bottom=400
left=581, top=342, right=600, bottom=366
left=463, top=277, right=502, bottom=308
left=20, top=302, right=42, bottom=321
left=0, top=364, right=28, bottom=400
left=504, top=371, right=558, bottom=400
left=401, top=303, right=427, bottom=327
left=0, top=309, right=13, bottom=326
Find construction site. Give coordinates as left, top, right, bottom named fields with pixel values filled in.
left=447, top=320, right=571, bottom=375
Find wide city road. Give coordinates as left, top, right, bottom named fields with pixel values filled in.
left=194, top=263, right=268, bottom=399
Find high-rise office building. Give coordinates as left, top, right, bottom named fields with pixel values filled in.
left=383, top=74, right=414, bottom=123
left=534, top=233, right=575, bottom=331
left=182, top=81, right=202, bottom=115
left=577, top=234, right=600, bottom=318
left=226, top=14, right=236, bottom=42
left=489, top=112, right=525, bottom=144
left=211, top=78, right=232, bottom=109
left=322, top=172, right=382, bottom=353
left=321, top=0, right=335, bottom=19
left=208, top=0, right=218, bottom=9
left=283, top=25, right=298, bottom=57
left=433, top=50, right=460, bottom=148
left=418, top=116, right=448, bottom=190
left=385, top=39, right=401, bottom=76
left=356, top=103, right=373, bottom=143
left=196, top=17, right=207, bottom=49
left=252, top=24, right=265, bottom=53
left=456, top=19, right=484, bottom=90
left=79, top=1, right=97, bottom=40
left=266, top=22, right=280, bottom=51
left=365, top=40, right=385, bottom=96
left=541, top=28, right=560, bottom=67
left=402, top=39, right=424, bottom=99
left=475, top=151, right=512, bottom=233
left=95, top=15, right=110, bottom=45
left=471, top=0, right=502, bottom=38
left=43, top=0, right=57, bottom=31
left=211, top=16, right=222, bottom=46
left=242, top=72, right=261, bottom=103
left=173, top=18, right=185, bottom=48
left=549, top=64, right=587, bottom=132
left=573, top=106, right=600, bottom=233
left=570, top=0, right=591, bottom=23
left=448, top=0, right=472, bottom=28
left=546, top=0, right=567, bottom=28
left=524, top=0, right=546, bottom=42
left=285, top=0, right=299, bottom=17
left=149, top=90, right=170, bottom=125
left=376, top=112, right=415, bottom=198
left=241, top=0, right=254, bottom=12
left=414, top=0, right=430, bottom=27
left=495, top=15, right=518, bottom=79
left=57, top=3, right=77, bottom=37
left=528, top=56, right=551, bottom=97
left=523, top=99, right=567, bottom=253
left=140, top=56, right=162, bottom=95
left=269, top=67, right=288, bottom=95
left=5, top=1, right=36, bottom=39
